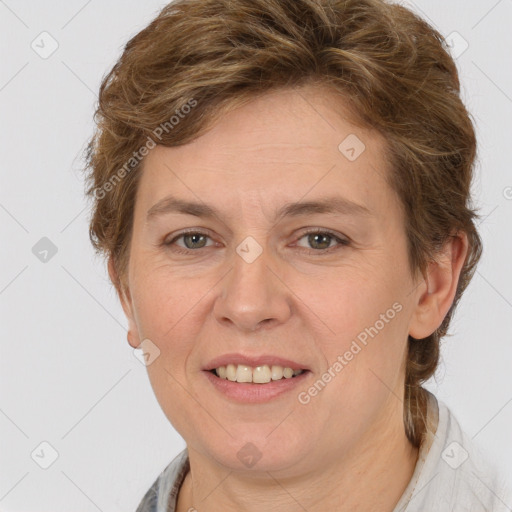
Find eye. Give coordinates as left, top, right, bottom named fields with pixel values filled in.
left=164, top=230, right=215, bottom=252
left=163, top=228, right=350, bottom=255
left=294, top=229, right=350, bottom=254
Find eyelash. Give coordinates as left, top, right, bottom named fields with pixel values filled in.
left=163, top=228, right=350, bottom=256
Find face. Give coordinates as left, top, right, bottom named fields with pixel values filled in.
left=118, top=85, right=427, bottom=474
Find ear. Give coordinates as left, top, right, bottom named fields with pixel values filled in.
left=108, top=256, right=141, bottom=349
left=408, top=232, right=469, bottom=339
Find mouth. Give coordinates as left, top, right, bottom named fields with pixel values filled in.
left=202, top=360, right=311, bottom=403
left=209, top=364, right=307, bottom=384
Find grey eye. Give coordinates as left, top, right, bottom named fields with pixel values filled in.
left=180, top=233, right=209, bottom=249
left=297, top=232, right=336, bottom=250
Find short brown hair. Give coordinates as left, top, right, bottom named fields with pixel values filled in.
left=83, top=0, right=482, bottom=447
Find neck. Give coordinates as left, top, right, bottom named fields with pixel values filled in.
left=177, top=400, right=420, bottom=512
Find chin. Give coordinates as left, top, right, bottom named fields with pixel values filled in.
left=197, top=430, right=315, bottom=474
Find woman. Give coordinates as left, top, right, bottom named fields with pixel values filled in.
left=83, top=0, right=511, bottom=510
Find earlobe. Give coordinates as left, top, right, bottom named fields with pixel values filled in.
left=108, top=256, right=141, bottom=349
left=408, top=232, right=469, bottom=340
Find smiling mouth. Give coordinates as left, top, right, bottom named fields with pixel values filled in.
left=209, top=364, right=307, bottom=384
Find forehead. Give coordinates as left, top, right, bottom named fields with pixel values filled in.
left=135, top=86, right=393, bottom=220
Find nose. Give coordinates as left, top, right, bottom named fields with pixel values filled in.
left=213, top=242, right=292, bottom=333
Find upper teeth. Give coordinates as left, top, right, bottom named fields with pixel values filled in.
left=215, top=364, right=304, bottom=383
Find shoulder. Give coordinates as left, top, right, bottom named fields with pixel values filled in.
left=135, top=449, right=189, bottom=512
left=398, top=391, right=512, bottom=512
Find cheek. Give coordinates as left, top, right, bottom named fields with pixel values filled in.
left=132, top=273, right=207, bottom=430
left=306, top=270, right=409, bottom=400
left=129, top=274, right=201, bottom=390
left=302, top=308, right=408, bottom=441
left=131, top=266, right=203, bottom=337
left=304, top=266, right=403, bottom=347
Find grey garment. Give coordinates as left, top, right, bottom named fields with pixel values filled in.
left=136, top=449, right=190, bottom=512
left=393, top=392, right=512, bottom=512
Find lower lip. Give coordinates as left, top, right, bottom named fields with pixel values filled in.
left=202, top=370, right=310, bottom=403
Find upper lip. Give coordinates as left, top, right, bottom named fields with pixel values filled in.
left=204, top=353, right=310, bottom=371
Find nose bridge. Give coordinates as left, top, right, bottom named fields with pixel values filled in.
left=214, top=237, right=291, bottom=331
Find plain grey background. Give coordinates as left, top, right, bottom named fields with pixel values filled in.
left=1, top=0, right=511, bottom=510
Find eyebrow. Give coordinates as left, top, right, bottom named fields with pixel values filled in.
left=146, top=195, right=373, bottom=223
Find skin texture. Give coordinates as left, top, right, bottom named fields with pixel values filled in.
left=110, top=85, right=468, bottom=511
